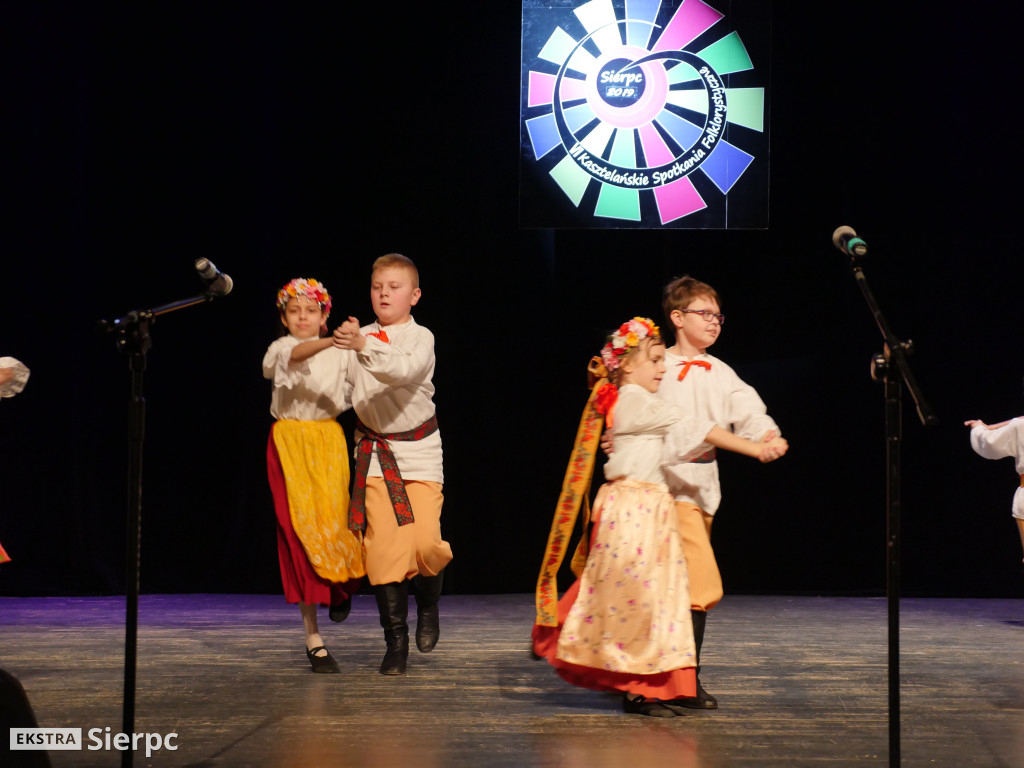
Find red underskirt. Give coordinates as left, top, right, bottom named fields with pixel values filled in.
left=532, top=578, right=696, bottom=700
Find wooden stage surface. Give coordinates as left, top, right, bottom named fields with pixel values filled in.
left=1, top=593, right=1022, bottom=767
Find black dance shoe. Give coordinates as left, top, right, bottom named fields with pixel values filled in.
left=622, top=694, right=679, bottom=718
left=306, top=646, right=340, bottom=674
left=666, top=679, right=718, bottom=710
left=329, top=596, right=352, bottom=623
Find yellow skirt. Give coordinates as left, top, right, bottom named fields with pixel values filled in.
left=272, top=419, right=365, bottom=582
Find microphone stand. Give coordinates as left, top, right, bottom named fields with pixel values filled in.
left=847, top=251, right=937, bottom=767
left=100, top=288, right=226, bottom=768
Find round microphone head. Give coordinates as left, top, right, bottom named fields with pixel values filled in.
left=220, top=274, right=234, bottom=296
left=832, top=225, right=857, bottom=249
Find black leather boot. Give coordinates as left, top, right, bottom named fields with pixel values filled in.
left=375, top=582, right=409, bottom=675
left=668, top=610, right=719, bottom=710
left=413, top=572, right=443, bottom=653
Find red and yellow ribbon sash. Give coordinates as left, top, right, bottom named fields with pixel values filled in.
left=534, top=357, right=609, bottom=628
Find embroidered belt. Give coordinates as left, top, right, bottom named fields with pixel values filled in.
left=690, top=448, right=717, bottom=464
left=348, top=415, right=439, bottom=532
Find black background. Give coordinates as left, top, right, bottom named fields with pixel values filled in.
left=2, top=2, right=1022, bottom=599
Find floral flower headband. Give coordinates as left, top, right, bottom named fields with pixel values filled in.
left=600, top=316, right=661, bottom=372
left=276, top=278, right=332, bottom=316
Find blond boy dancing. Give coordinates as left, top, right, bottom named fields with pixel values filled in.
left=334, top=254, right=452, bottom=675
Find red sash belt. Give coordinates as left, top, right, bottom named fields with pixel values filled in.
left=348, top=415, right=439, bottom=532
left=690, top=448, right=717, bottom=464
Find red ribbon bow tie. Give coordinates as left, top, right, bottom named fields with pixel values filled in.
left=677, top=360, right=712, bottom=381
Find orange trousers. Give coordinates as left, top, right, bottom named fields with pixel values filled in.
left=363, top=477, right=453, bottom=585
left=675, top=501, right=723, bottom=611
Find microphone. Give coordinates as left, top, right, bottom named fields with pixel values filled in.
left=832, top=226, right=868, bottom=257
left=194, top=258, right=234, bottom=296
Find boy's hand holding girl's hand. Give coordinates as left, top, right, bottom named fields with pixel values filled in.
left=757, top=430, right=788, bottom=463
left=333, top=317, right=366, bottom=352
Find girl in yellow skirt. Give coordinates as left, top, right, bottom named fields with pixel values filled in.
left=533, top=318, right=787, bottom=716
left=263, top=278, right=365, bottom=673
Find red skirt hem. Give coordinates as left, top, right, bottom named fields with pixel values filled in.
left=532, top=579, right=696, bottom=700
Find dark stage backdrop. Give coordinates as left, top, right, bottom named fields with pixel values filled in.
left=2, top=2, right=1022, bottom=599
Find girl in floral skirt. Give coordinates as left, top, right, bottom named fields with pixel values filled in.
left=533, top=318, right=786, bottom=716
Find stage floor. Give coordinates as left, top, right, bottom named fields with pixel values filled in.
left=1, top=593, right=1022, bottom=767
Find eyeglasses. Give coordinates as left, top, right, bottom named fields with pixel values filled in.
left=678, top=309, right=725, bottom=325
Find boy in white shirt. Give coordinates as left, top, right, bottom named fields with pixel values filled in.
left=334, top=254, right=452, bottom=675
left=658, top=275, right=784, bottom=709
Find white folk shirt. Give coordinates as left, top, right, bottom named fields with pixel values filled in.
left=350, top=318, right=443, bottom=484
left=262, top=334, right=353, bottom=420
left=604, top=384, right=715, bottom=484
left=970, top=417, right=1024, bottom=520
left=659, top=350, right=780, bottom=515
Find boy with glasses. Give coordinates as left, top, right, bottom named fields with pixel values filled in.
left=658, top=275, right=785, bottom=710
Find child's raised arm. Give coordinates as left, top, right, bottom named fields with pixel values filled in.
left=964, top=418, right=1020, bottom=430
left=706, top=425, right=788, bottom=463
left=334, top=317, right=435, bottom=387
left=290, top=336, right=336, bottom=362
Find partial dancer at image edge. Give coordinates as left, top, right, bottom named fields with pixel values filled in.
left=965, top=416, right=1024, bottom=563
left=263, top=278, right=365, bottom=673
left=0, top=356, right=30, bottom=566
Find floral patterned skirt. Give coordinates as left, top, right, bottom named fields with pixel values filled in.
left=533, top=478, right=696, bottom=699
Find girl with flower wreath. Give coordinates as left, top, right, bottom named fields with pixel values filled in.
left=263, top=278, right=365, bottom=673
left=532, top=317, right=787, bottom=717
